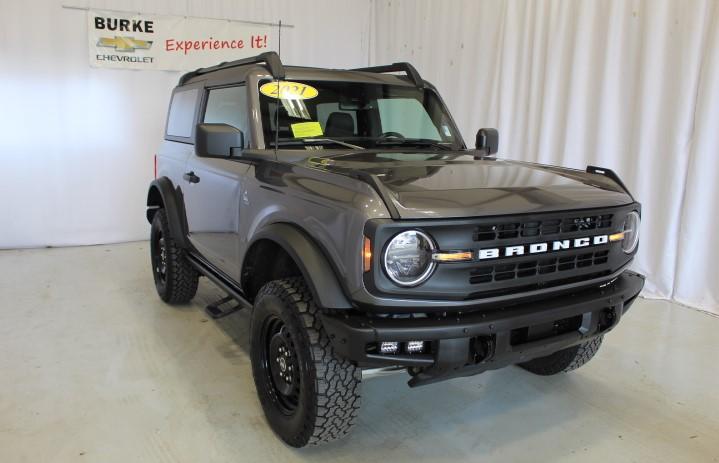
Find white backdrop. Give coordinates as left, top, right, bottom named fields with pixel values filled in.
left=0, top=0, right=716, bottom=313
left=372, top=0, right=719, bottom=313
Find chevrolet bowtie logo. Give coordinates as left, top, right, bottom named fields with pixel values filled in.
left=97, top=36, right=152, bottom=52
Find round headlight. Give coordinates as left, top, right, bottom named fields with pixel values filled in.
left=622, top=211, right=640, bottom=253
left=383, top=230, right=436, bottom=286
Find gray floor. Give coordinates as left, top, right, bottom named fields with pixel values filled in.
left=1, top=242, right=718, bottom=463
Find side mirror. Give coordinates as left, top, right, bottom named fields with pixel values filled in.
left=475, top=128, right=499, bottom=155
left=195, top=123, right=244, bottom=157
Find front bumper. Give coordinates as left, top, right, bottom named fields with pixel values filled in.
left=321, top=270, right=645, bottom=387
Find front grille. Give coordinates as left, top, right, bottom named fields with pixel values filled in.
left=465, top=209, right=624, bottom=294
left=473, top=214, right=614, bottom=241
left=470, top=250, right=610, bottom=284
left=367, top=204, right=636, bottom=302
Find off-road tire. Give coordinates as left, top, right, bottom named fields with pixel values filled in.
left=250, top=277, right=361, bottom=447
left=150, top=209, right=198, bottom=303
left=519, top=336, right=604, bottom=376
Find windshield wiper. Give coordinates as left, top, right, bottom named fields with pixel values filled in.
left=373, top=138, right=454, bottom=150
left=306, top=138, right=364, bottom=149
left=273, top=138, right=364, bottom=150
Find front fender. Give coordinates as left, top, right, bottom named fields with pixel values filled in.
left=250, top=223, right=353, bottom=309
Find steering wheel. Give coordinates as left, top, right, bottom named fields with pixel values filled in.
left=378, top=131, right=406, bottom=140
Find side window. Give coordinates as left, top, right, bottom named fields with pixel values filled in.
left=203, top=86, right=250, bottom=147
left=166, top=88, right=199, bottom=138
left=377, top=98, right=441, bottom=140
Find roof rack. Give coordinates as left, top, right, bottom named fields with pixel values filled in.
left=179, top=51, right=285, bottom=85
left=352, top=62, right=424, bottom=87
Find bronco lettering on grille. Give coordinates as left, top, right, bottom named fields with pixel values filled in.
left=478, top=235, right=609, bottom=260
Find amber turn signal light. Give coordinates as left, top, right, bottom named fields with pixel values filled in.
left=432, top=251, right=473, bottom=262
left=609, top=232, right=626, bottom=242
left=363, top=236, right=372, bottom=272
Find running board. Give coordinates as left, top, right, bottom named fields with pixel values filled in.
left=187, top=254, right=253, bottom=318
left=205, top=295, right=244, bottom=319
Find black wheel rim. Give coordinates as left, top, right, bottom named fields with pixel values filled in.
left=261, top=316, right=300, bottom=415
left=153, top=231, right=167, bottom=283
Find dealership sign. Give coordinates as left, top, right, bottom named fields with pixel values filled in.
left=88, top=10, right=274, bottom=71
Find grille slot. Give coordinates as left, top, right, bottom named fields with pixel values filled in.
left=473, top=214, right=614, bottom=242
left=469, top=250, right=610, bottom=285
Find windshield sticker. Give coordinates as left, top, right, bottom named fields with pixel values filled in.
left=260, top=81, right=319, bottom=100
left=291, top=121, right=323, bottom=138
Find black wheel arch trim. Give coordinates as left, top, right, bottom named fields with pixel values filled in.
left=248, top=223, right=353, bottom=310
left=146, top=177, right=191, bottom=249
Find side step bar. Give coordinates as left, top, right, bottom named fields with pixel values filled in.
left=205, top=296, right=244, bottom=319
left=186, top=254, right=253, bottom=318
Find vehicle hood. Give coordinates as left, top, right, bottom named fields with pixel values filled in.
left=302, top=151, right=633, bottom=219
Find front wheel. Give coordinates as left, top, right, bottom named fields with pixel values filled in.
left=250, top=277, right=361, bottom=447
left=150, top=209, right=198, bottom=303
left=518, top=336, right=604, bottom=376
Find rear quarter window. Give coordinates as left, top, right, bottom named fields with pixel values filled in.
left=166, top=88, right=199, bottom=138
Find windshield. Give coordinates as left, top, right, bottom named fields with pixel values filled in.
left=258, top=80, right=463, bottom=150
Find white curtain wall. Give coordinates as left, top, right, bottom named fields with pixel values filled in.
left=372, top=0, right=719, bottom=314
left=0, top=0, right=716, bottom=313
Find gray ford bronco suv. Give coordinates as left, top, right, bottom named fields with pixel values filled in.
left=146, top=52, right=644, bottom=447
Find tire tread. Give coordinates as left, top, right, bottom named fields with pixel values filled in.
left=519, top=336, right=603, bottom=376
left=255, top=277, right=361, bottom=446
left=153, top=210, right=198, bottom=303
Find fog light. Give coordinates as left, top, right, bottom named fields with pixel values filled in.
left=379, top=342, right=399, bottom=354
left=406, top=340, right=425, bottom=353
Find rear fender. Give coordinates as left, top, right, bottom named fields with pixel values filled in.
left=146, top=177, right=190, bottom=248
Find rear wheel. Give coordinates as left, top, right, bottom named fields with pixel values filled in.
left=150, top=209, right=198, bottom=303
left=250, top=277, right=361, bottom=447
left=519, top=336, right=603, bottom=376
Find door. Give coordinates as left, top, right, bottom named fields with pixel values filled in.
left=183, top=85, right=251, bottom=280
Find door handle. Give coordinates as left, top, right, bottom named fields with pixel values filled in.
left=183, top=171, right=200, bottom=183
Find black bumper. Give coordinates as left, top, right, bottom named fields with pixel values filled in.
left=321, top=270, right=645, bottom=387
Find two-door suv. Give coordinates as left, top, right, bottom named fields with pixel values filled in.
left=146, top=52, right=644, bottom=447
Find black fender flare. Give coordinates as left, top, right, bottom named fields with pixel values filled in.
left=146, top=177, right=190, bottom=248
left=249, top=223, right=353, bottom=309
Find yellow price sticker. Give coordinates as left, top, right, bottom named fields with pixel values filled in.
left=259, top=81, right=319, bottom=100
left=291, top=121, right=324, bottom=138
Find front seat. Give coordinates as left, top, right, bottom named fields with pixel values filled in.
left=325, top=112, right=355, bottom=137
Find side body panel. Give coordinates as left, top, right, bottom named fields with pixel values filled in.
left=156, top=139, right=193, bottom=189
left=184, top=156, right=251, bottom=280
